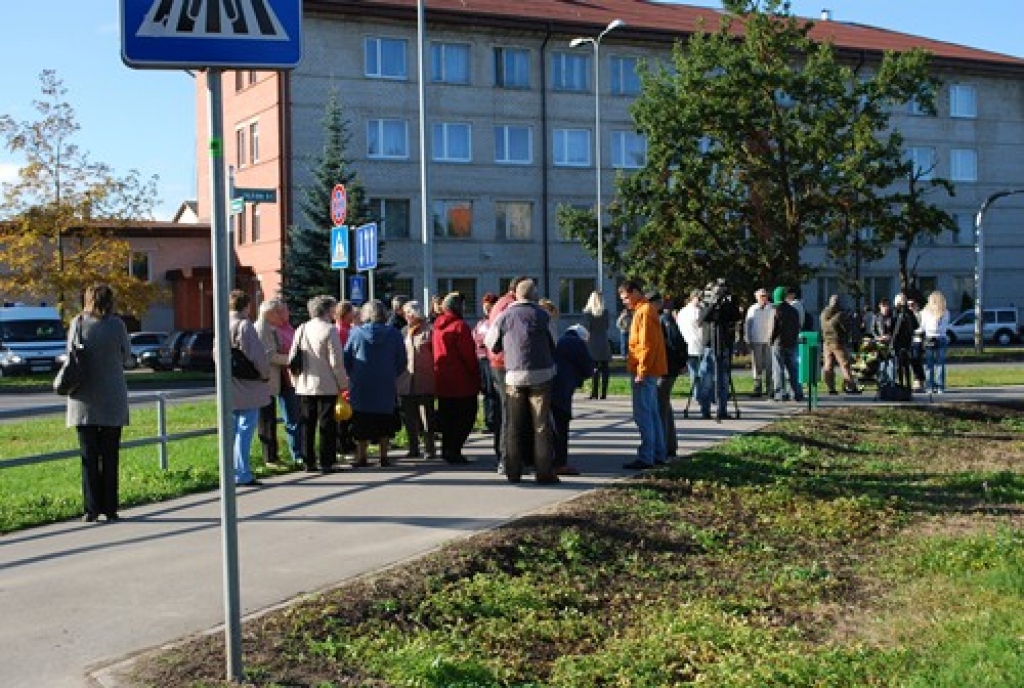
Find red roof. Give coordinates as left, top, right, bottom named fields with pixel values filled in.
left=308, top=0, right=1024, bottom=70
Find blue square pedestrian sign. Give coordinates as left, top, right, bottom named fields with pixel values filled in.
left=355, top=222, right=379, bottom=272
left=121, top=0, right=303, bottom=69
left=331, top=226, right=349, bottom=270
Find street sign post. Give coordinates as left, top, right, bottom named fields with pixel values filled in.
left=230, top=197, right=244, bottom=214
left=121, top=0, right=303, bottom=69
left=235, top=187, right=277, bottom=203
left=355, top=222, right=379, bottom=271
left=330, top=183, right=347, bottom=226
left=331, top=226, right=349, bottom=270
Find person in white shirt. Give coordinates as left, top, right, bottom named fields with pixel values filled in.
left=675, top=290, right=704, bottom=404
left=744, top=288, right=775, bottom=397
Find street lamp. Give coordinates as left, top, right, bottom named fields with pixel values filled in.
left=973, top=189, right=1024, bottom=352
left=571, top=18, right=625, bottom=299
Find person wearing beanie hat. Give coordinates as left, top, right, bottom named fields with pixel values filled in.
left=551, top=323, right=595, bottom=475
left=772, top=286, right=787, bottom=305
left=769, top=289, right=803, bottom=402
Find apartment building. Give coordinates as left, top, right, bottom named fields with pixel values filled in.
left=195, top=0, right=1024, bottom=320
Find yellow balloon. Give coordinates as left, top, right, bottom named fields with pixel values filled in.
left=334, top=396, right=352, bottom=421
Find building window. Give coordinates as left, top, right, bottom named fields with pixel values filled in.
left=234, top=71, right=245, bottom=92
left=252, top=205, right=260, bottom=242
left=436, top=277, right=477, bottom=310
left=553, top=128, right=591, bottom=167
left=248, top=70, right=258, bottom=85
left=551, top=52, right=590, bottom=92
left=611, top=130, right=647, bottom=169
left=950, top=148, right=977, bottom=181
left=365, top=37, right=407, bottom=79
left=432, top=200, right=473, bottom=238
left=432, top=122, right=472, bottom=162
left=237, top=209, right=247, bottom=245
left=949, top=83, right=977, bottom=118
left=494, top=47, right=530, bottom=89
left=367, top=119, right=409, bottom=159
left=951, top=213, right=974, bottom=245
left=494, top=125, right=531, bottom=164
left=129, top=251, right=151, bottom=281
left=249, top=121, right=259, bottom=164
left=951, top=275, right=975, bottom=312
left=369, top=198, right=411, bottom=239
left=906, top=146, right=936, bottom=181
left=558, top=277, right=596, bottom=315
left=235, top=128, right=245, bottom=167
left=496, top=201, right=533, bottom=241
left=610, top=55, right=640, bottom=96
left=430, top=42, right=470, bottom=84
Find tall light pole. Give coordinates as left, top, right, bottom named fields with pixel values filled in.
left=973, top=189, right=1024, bottom=353
left=571, top=18, right=624, bottom=299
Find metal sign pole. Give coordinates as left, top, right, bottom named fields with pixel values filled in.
left=206, top=69, right=244, bottom=683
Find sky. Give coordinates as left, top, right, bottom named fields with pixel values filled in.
left=1, top=1, right=1022, bottom=222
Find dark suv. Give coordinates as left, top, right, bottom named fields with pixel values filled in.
left=178, top=329, right=215, bottom=371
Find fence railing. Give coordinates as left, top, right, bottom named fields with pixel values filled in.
left=0, top=390, right=217, bottom=470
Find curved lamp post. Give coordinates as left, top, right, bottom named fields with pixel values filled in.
left=973, top=189, right=1024, bottom=352
left=571, top=18, right=625, bottom=300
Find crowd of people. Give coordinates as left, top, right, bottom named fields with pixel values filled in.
left=64, top=278, right=953, bottom=522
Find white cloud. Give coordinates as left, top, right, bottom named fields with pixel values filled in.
left=0, top=162, right=21, bottom=185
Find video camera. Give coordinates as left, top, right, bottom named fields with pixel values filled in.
left=699, top=278, right=738, bottom=323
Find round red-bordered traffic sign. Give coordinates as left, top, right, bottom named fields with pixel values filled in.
left=330, top=184, right=347, bottom=226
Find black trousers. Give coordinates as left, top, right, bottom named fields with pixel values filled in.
left=590, top=360, right=610, bottom=399
left=300, top=394, right=337, bottom=470
left=437, top=395, right=478, bottom=461
left=491, top=367, right=508, bottom=461
left=77, top=425, right=122, bottom=518
left=258, top=396, right=279, bottom=463
left=552, top=407, right=571, bottom=469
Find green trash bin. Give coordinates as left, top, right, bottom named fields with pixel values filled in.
left=798, top=331, right=820, bottom=387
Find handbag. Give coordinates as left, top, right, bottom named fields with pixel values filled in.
left=230, top=347, right=262, bottom=380
left=53, top=315, right=85, bottom=396
left=288, top=325, right=305, bottom=376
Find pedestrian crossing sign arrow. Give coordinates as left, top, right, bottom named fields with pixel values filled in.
left=331, top=226, right=349, bottom=270
left=121, top=0, right=302, bottom=69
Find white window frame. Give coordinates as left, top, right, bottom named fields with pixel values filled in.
left=369, top=197, right=411, bottom=239
left=611, top=130, right=648, bottom=169
left=494, top=47, right=530, bottom=89
left=364, top=37, right=408, bottom=79
left=610, top=55, right=640, bottom=96
left=432, top=122, right=472, bottom=162
left=553, top=128, right=591, bottom=167
left=551, top=51, right=590, bottom=92
left=235, top=127, right=246, bottom=168
left=907, top=146, right=937, bottom=181
left=950, top=148, right=978, bottom=182
left=430, top=42, right=471, bottom=84
left=248, top=121, right=259, bottom=164
left=494, top=125, right=532, bottom=164
left=949, top=83, right=977, bottom=119
left=495, top=201, right=533, bottom=241
left=367, top=119, right=409, bottom=159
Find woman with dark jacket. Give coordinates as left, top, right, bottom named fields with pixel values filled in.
left=432, top=292, right=480, bottom=464
left=66, top=284, right=132, bottom=522
left=581, top=291, right=612, bottom=399
left=551, top=324, right=594, bottom=475
left=344, top=299, right=406, bottom=467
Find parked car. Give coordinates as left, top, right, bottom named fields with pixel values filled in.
left=946, top=307, right=1020, bottom=346
left=126, top=331, right=167, bottom=370
left=178, top=329, right=215, bottom=371
left=150, top=329, right=195, bottom=370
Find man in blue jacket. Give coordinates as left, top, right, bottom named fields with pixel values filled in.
left=551, top=324, right=594, bottom=476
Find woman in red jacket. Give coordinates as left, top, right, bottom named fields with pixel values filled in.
left=432, top=292, right=480, bottom=464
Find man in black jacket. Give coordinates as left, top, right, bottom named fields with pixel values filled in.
left=653, top=295, right=685, bottom=455
left=770, top=286, right=804, bottom=402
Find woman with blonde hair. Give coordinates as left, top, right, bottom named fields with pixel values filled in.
left=581, top=290, right=612, bottom=399
left=919, top=290, right=950, bottom=393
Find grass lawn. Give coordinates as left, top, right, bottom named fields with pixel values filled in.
left=126, top=401, right=1024, bottom=687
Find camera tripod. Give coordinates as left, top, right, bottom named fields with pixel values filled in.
left=682, top=326, right=741, bottom=421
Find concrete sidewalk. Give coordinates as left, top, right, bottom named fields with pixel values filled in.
left=1, top=388, right=1019, bottom=687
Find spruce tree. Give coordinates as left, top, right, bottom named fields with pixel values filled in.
left=281, top=91, right=394, bottom=321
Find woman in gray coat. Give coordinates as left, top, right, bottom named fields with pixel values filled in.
left=66, top=284, right=131, bottom=523
left=581, top=291, right=612, bottom=399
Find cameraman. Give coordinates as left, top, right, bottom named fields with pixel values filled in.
left=696, top=280, right=740, bottom=420
left=820, top=295, right=861, bottom=395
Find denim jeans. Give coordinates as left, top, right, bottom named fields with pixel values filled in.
left=697, top=349, right=731, bottom=417
left=233, top=408, right=259, bottom=484
left=631, top=375, right=665, bottom=465
left=772, top=345, right=803, bottom=401
left=925, top=337, right=948, bottom=391
left=277, top=383, right=303, bottom=462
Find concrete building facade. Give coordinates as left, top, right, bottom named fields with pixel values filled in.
left=194, top=0, right=1024, bottom=322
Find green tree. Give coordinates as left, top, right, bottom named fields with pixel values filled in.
left=280, top=91, right=395, bottom=321
left=0, top=70, right=162, bottom=319
left=560, top=0, right=945, bottom=301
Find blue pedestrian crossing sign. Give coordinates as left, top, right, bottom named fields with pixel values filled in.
left=355, top=222, right=379, bottom=272
left=121, top=0, right=303, bottom=69
left=331, top=226, right=349, bottom=270
left=348, top=275, right=367, bottom=306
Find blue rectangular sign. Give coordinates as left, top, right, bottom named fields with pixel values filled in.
left=121, top=0, right=303, bottom=69
left=331, top=226, right=349, bottom=270
left=355, top=222, right=379, bottom=272
left=348, top=275, right=367, bottom=306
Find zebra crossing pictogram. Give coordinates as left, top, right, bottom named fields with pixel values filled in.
left=136, top=0, right=289, bottom=40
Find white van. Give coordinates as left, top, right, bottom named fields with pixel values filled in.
left=0, top=304, right=67, bottom=376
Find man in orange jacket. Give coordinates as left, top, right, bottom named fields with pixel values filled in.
left=618, top=280, right=668, bottom=470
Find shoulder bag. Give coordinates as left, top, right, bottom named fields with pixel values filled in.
left=230, top=321, right=263, bottom=380
left=54, top=315, right=85, bottom=396
left=288, top=325, right=306, bottom=376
